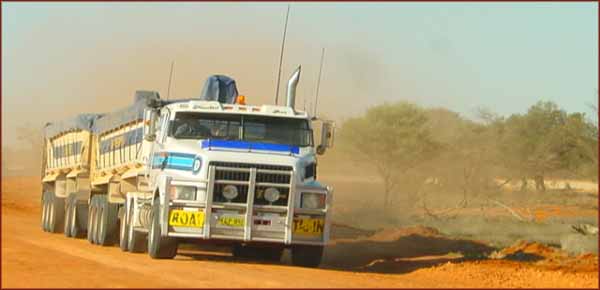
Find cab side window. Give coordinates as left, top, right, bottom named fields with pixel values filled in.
left=157, top=110, right=170, bottom=142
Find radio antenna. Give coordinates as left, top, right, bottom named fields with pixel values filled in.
left=274, top=4, right=291, bottom=105
left=314, top=47, right=326, bottom=117
left=166, top=60, right=175, bottom=100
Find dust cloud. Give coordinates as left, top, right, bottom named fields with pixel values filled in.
left=2, top=6, right=597, bottom=277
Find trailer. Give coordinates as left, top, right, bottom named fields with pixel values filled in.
left=40, top=68, right=335, bottom=267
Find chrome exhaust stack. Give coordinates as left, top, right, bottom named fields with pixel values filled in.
left=286, top=66, right=301, bottom=108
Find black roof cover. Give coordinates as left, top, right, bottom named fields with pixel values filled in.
left=199, top=75, right=239, bottom=104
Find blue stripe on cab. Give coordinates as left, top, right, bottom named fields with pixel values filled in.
left=152, top=152, right=196, bottom=170
left=169, top=156, right=194, bottom=166
left=200, top=139, right=299, bottom=154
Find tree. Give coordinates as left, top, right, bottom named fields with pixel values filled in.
left=338, top=102, right=439, bottom=212
left=422, top=108, right=502, bottom=205
left=498, top=101, right=597, bottom=190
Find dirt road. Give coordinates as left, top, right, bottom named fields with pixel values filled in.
left=2, top=177, right=598, bottom=288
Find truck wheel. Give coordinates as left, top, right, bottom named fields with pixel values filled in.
left=76, top=200, right=89, bottom=236
left=41, top=192, right=51, bottom=232
left=87, top=196, right=98, bottom=244
left=127, top=202, right=147, bottom=253
left=148, top=199, right=177, bottom=259
left=119, top=203, right=129, bottom=252
left=257, top=247, right=284, bottom=262
left=47, top=194, right=65, bottom=233
left=232, top=244, right=253, bottom=259
left=67, top=194, right=84, bottom=238
left=291, top=245, right=323, bottom=268
left=96, top=195, right=118, bottom=246
left=232, top=245, right=283, bottom=262
left=63, top=195, right=73, bottom=237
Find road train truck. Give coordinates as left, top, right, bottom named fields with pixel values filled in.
left=40, top=67, right=335, bottom=267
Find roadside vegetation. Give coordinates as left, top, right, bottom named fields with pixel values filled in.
left=334, top=100, right=598, bottom=252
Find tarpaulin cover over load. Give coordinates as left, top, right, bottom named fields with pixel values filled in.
left=199, top=75, right=239, bottom=104
left=43, top=114, right=102, bottom=139
left=92, top=91, right=160, bottom=134
left=43, top=76, right=238, bottom=138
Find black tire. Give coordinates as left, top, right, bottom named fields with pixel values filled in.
left=258, top=247, right=284, bottom=262
left=96, top=195, right=118, bottom=246
left=127, top=202, right=147, bottom=253
left=291, top=245, right=323, bottom=268
left=41, top=191, right=51, bottom=232
left=47, top=194, right=65, bottom=233
left=63, top=195, right=73, bottom=237
left=148, top=199, right=177, bottom=259
left=69, top=194, right=84, bottom=238
left=232, top=244, right=253, bottom=259
left=75, top=200, right=89, bottom=236
left=119, top=202, right=129, bottom=252
left=87, top=196, right=98, bottom=244
left=232, top=245, right=283, bottom=262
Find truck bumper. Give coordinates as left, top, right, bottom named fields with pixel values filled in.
left=162, top=166, right=332, bottom=246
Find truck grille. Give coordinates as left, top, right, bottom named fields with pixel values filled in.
left=210, top=161, right=292, bottom=206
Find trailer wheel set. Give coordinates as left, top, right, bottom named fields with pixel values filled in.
left=41, top=191, right=64, bottom=234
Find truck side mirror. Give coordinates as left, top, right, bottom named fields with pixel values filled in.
left=316, top=120, right=335, bottom=155
left=144, top=109, right=158, bottom=142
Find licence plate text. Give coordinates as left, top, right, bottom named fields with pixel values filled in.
left=169, top=210, right=205, bottom=227
left=293, top=218, right=324, bottom=235
left=217, top=216, right=245, bottom=227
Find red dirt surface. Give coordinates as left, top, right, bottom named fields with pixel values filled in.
left=2, top=176, right=598, bottom=288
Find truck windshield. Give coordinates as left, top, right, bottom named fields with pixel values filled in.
left=168, top=112, right=313, bottom=147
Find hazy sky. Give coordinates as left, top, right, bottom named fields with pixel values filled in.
left=2, top=2, right=598, bottom=146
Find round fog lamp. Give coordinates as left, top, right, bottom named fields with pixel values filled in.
left=222, top=185, right=238, bottom=200
left=264, top=187, right=280, bottom=203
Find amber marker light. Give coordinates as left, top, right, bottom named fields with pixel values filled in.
left=237, top=95, right=246, bottom=105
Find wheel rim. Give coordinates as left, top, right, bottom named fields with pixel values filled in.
left=93, top=207, right=99, bottom=243
left=90, top=206, right=97, bottom=242
left=120, top=203, right=128, bottom=247
left=46, top=202, right=51, bottom=230
left=98, top=207, right=105, bottom=243
left=49, top=202, right=55, bottom=230
left=127, top=206, right=134, bottom=248
left=64, top=203, right=70, bottom=235
left=71, top=204, right=77, bottom=235
left=87, top=203, right=93, bottom=241
left=120, top=217, right=127, bottom=247
left=149, top=217, right=155, bottom=251
left=41, top=199, right=47, bottom=229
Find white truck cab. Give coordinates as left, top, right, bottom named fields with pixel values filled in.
left=125, top=68, right=334, bottom=266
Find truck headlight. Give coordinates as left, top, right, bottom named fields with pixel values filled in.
left=264, top=187, right=280, bottom=203
left=301, top=193, right=326, bottom=209
left=169, top=185, right=197, bottom=200
left=222, top=185, right=238, bottom=200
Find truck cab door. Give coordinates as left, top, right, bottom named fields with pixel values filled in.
left=147, top=108, right=170, bottom=187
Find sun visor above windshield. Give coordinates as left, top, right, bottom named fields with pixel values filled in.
left=199, top=75, right=239, bottom=104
